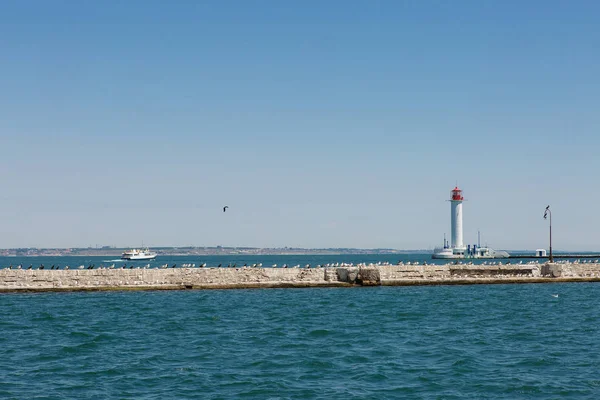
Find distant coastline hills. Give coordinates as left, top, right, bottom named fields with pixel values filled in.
left=0, top=246, right=419, bottom=257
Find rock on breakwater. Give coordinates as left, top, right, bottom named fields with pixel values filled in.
left=0, top=263, right=599, bottom=292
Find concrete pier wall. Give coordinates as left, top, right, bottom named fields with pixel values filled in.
left=0, top=267, right=334, bottom=291
left=0, top=263, right=599, bottom=292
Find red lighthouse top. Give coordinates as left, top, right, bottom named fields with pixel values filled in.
left=451, top=186, right=464, bottom=201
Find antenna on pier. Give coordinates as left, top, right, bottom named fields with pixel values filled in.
left=478, top=230, right=481, bottom=248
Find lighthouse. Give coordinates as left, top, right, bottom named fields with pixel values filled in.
left=432, top=186, right=510, bottom=259
left=450, top=186, right=464, bottom=249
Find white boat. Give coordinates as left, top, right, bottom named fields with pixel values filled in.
left=121, top=248, right=157, bottom=260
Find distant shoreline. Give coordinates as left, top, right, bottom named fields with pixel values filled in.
left=0, top=247, right=427, bottom=257
left=1, top=248, right=596, bottom=258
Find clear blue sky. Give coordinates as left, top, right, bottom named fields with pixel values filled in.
left=1, top=1, right=599, bottom=250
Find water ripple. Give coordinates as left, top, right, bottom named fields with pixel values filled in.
left=2, top=283, right=600, bottom=398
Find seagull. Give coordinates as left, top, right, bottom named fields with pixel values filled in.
left=223, top=205, right=229, bottom=212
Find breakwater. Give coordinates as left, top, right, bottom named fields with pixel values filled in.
left=1, top=262, right=599, bottom=292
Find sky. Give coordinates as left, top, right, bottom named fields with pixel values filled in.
left=1, top=1, right=599, bottom=251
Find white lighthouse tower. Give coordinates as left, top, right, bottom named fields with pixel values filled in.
left=450, top=186, right=465, bottom=250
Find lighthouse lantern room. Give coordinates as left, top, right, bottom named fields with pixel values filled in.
left=451, top=187, right=464, bottom=201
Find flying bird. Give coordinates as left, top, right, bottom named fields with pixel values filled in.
left=223, top=206, right=229, bottom=212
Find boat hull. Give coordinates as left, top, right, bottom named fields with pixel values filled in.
left=121, top=254, right=157, bottom=260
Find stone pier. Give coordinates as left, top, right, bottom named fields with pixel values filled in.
left=0, top=263, right=599, bottom=292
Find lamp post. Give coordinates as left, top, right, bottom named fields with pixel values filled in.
left=543, top=205, right=553, bottom=263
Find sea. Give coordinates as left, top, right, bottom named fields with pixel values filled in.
left=2, top=254, right=600, bottom=399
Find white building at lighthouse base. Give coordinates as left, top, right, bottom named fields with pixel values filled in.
left=432, top=246, right=509, bottom=259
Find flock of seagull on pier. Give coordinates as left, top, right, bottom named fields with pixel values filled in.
left=3, top=259, right=600, bottom=270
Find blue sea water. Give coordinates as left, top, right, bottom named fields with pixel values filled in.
left=3, top=252, right=599, bottom=271
left=2, top=255, right=600, bottom=399
left=5, top=254, right=443, bottom=270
